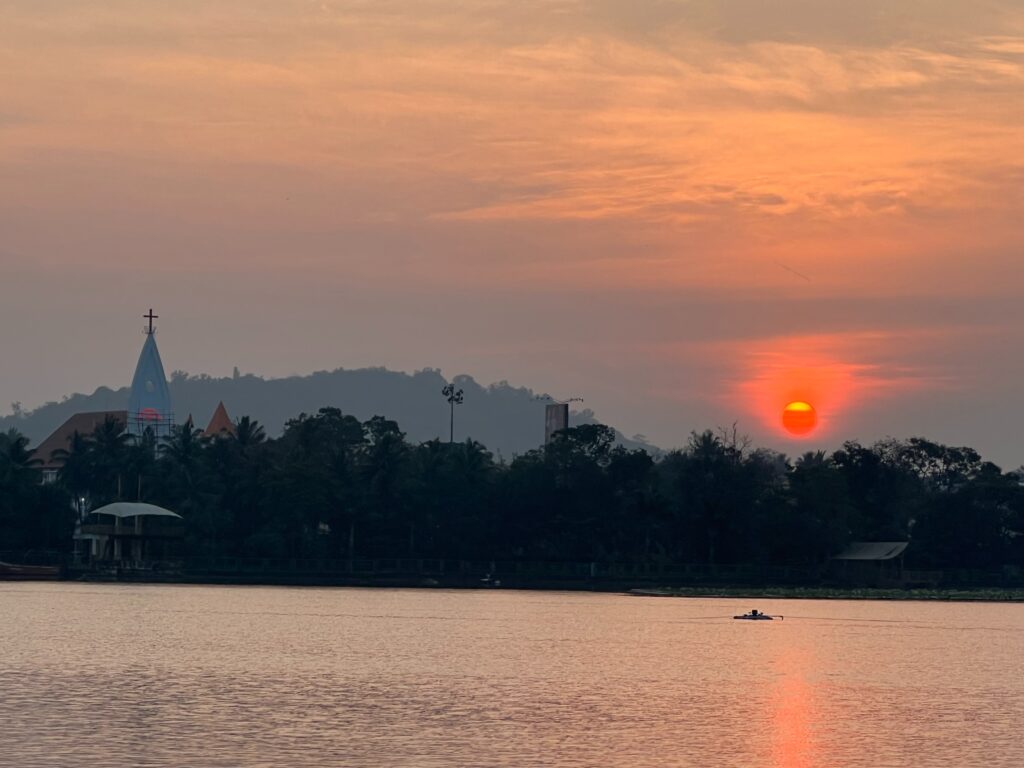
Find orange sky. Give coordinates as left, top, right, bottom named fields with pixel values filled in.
left=1, top=1, right=1023, bottom=463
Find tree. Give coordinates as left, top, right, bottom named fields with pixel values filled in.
left=268, top=408, right=367, bottom=557
left=832, top=441, right=920, bottom=540
left=782, top=451, right=854, bottom=564
left=660, top=431, right=742, bottom=564
left=360, top=416, right=411, bottom=553
left=911, top=462, right=1018, bottom=569
left=85, top=415, right=131, bottom=504
left=233, top=416, right=266, bottom=453
left=0, top=428, right=39, bottom=484
left=54, top=430, right=95, bottom=505
left=604, top=446, right=656, bottom=559
left=0, top=429, right=70, bottom=551
left=155, top=423, right=222, bottom=554
left=878, top=437, right=984, bottom=493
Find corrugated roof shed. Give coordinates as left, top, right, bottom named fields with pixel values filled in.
left=833, top=541, right=909, bottom=561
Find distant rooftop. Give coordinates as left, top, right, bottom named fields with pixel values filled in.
left=32, top=411, right=127, bottom=470
left=203, top=401, right=235, bottom=438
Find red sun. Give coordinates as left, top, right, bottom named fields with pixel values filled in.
left=782, top=401, right=817, bottom=436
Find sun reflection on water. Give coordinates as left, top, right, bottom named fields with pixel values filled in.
left=766, top=646, right=825, bottom=768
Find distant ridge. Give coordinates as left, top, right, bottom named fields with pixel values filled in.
left=2, top=367, right=657, bottom=459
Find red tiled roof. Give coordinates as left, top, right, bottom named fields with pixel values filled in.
left=32, top=411, right=128, bottom=470
left=203, top=401, right=235, bottom=438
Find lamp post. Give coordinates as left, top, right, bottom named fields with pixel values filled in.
left=442, top=383, right=464, bottom=444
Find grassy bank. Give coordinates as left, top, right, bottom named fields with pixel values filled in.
left=629, top=586, right=1024, bottom=602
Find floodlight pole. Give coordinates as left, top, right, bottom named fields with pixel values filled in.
left=442, top=383, right=464, bottom=444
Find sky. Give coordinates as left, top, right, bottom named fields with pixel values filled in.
left=1, top=0, right=1023, bottom=465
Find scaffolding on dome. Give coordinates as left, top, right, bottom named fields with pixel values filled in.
left=126, top=409, right=176, bottom=438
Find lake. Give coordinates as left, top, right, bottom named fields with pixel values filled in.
left=1, top=583, right=1022, bottom=767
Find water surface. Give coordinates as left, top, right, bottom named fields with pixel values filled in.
left=1, top=583, right=1022, bottom=767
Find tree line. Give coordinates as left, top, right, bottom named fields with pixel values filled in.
left=1, top=408, right=1023, bottom=572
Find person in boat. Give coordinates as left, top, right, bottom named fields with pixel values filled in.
left=749, top=609, right=760, bottom=617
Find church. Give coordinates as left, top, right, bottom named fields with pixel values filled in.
left=31, top=310, right=237, bottom=566
left=34, top=309, right=235, bottom=481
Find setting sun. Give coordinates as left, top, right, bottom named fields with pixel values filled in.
left=782, top=401, right=817, bottom=436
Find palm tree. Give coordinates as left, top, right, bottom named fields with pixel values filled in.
left=450, top=439, right=495, bottom=487
left=0, top=428, right=38, bottom=485
left=92, top=415, right=129, bottom=461
left=53, top=429, right=95, bottom=512
left=0, top=429, right=72, bottom=551
left=158, top=423, right=222, bottom=553
left=124, top=430, right=158, bottom=502
left=160, top=423, right=206, bottom=491
left=90, top=415, right=130, bottom=501
left=233, top=416, right=266, bottom=453
left=795, top=450, right=829, bottom=470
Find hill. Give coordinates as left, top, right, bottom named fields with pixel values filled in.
left=2, top=367, right=657, bottom=460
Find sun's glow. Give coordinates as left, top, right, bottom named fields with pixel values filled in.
left=721, top=331, right=945, bottom=442
left=782, top=401, right=817, bottom=437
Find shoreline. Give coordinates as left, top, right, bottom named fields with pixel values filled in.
left=627, top=586, right=1024, bottom=603
left=5, top=571, right=1024, bottom=602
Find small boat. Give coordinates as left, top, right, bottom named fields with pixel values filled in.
left=733, top=610, right=781, bottom=621
left=0, top=561, right=62, bottom=581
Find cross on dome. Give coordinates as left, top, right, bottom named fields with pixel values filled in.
left=144, top=308, right=158, bottom=335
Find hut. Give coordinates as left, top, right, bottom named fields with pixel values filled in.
left=830, top=541, right=908, bottom=587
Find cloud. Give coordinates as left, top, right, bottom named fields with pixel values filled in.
left=4, top=4, right=1022, bottom=247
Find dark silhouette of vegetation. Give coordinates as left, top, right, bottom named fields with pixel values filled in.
left=1, top=413, right=1023, bottom=579
left=0, top=367, right=653, bottom=461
